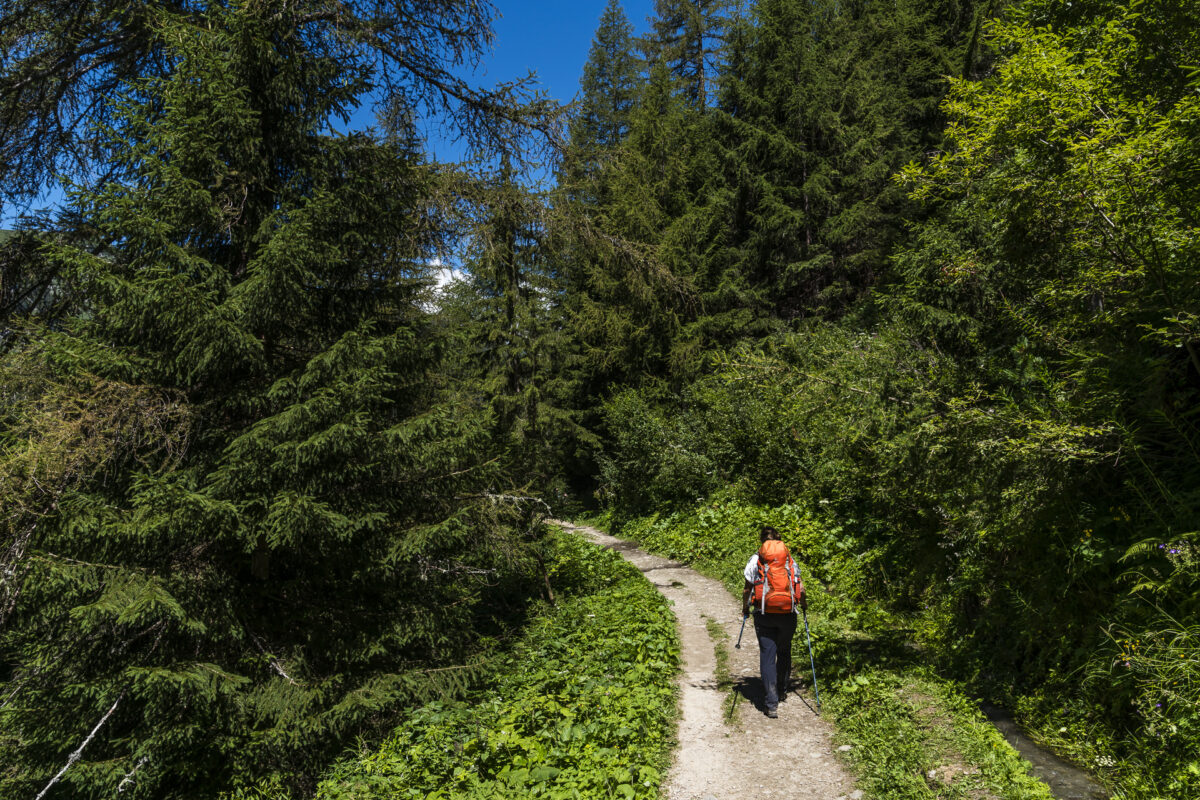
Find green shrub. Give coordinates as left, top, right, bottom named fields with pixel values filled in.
left=597, top=389, right=720, bottom=517
left=616, top=493, right=838, bottom=591
left=828, top=669, right=1054, bottom=800
left=315, top=532, right=679, bottom=800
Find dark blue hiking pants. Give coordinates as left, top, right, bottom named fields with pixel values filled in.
left=753, top=611, right=796, bottom=710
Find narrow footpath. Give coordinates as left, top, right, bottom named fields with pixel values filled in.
left=555, top=521, right=860, bottom=800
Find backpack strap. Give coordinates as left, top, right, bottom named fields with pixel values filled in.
left=787, top=557, right=799, bottom=615
left=757, top=554, right=767, bottom=614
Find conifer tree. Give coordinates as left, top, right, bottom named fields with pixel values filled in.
left=444, top=157, right=582, bottom=497
left=0, top=0, right=552, bottom=212
left=575, top=0, right=643, bottom=154
left=0, top=4, right=544, bottom=797
left=561, top=0, right=645, bottom=208
left=643, top=0, right=734, bottom=109
left=702, top=0, right=985, bottom=317
left=560, top=59, right=709, bottom=401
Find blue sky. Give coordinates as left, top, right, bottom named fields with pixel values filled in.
left=353, top=0, right=657, bottom=163
left=424, top=1, right=656, bottom=278
left=472, top=0, right=656, bottom=114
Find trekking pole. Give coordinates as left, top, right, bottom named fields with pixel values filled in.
left=735, top=613, right=747, bottom=649
left=802, top=607, right=821, bottom=711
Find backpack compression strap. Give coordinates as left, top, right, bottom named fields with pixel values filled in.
left=756, top=550, right=799, bottom=614
left=757, top=556, right=767, bottom=613
left=787, top=558, right=798, bottom=614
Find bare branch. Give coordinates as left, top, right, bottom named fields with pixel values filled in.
left=117, top=756, right=150, bottom=794
left=35, top=689, right=127, bottom=800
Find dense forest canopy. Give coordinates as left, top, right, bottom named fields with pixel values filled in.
left=1, top=0, right=1197, bottom=798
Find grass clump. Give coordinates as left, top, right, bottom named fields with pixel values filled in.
left=827, top=668, right=1054, bottom=800
left=316, top=531, right=679, bottom=800
left=703, top=615, right=740, bottom=723
left=704, top=616, right=733, bottom=690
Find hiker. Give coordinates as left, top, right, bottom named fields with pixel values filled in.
left=742, top=525, right=806, bottom=718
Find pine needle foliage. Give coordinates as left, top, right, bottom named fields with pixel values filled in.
left=561, top=0, right=645, bottom=207
left=643, top=0, right=735, bottom=110
left=0, top=4, right=549, bottom=797
left=700, top=0, right=990, bottom=319
left=440, top=157, right=586, bottom=500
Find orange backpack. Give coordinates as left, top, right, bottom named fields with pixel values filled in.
left=752, top=540, right=799, bottom=614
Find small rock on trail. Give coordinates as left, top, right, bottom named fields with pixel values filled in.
left=556, top=521, right=858, bottom=800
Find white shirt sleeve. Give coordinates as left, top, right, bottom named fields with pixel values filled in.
left=743, top=554, right=759, bottom=584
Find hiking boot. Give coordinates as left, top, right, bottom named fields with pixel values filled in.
left=766, top=706, right=778, bottom=718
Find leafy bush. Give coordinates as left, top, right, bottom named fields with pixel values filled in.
left=597, top=389, right=720, bottom=517
left=615, top=494, right=837, bottom=593
left=1010, top=605, right=1200, bottom=800
left=315, top=532, right=679, bottom=800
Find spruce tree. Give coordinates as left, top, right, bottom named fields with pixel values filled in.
left=561, top=0, right=645, bottom=209
left=701, top=0, right=986, bottom=317
left=0, top=4, right=543, bottom=797
left=443, top=157, right=582, bottom=498
left=643, top=0, right=734, bottom=109
left=574, top=0, right=643, bottom=155
left=560, top=60, right=706, bottom=401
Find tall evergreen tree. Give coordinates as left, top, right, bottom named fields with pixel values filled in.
left=561, top=0, right=644, bottom=210
left=0, top=0, right=549, bottom=212
left=0, top=4, right=545, bottom=797
left=643, top=0, right=734, bottom=109
left=575, top=0, right=643, bottom=153
left=701, top=0, right=986, bottom=317
left=561, top=60, right=708, bottom=402
left=443, top=157, right=582, bottom=497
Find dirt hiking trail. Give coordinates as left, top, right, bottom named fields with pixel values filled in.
left=556, top=521, right=860, bottom=800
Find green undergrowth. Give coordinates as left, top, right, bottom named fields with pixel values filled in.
left=315, top=531, right=679, bottom=800
left=596, top=496, right=1062, bottom=800
left=703, top=616, right=733, bottom=691
left=826, top=668, right=1053, bottom=800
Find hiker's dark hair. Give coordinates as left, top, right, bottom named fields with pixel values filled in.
left=760, top=526, right=781, bottom=541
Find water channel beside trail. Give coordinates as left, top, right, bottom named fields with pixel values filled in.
left=981, top=706, right=1109, bottom=800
